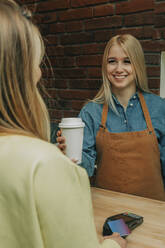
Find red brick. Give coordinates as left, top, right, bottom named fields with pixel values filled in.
left=85, top=16, right=122, bottom=30
left=54, top=69, right=87, bottom=79
left=147, top=66, right=160, bottom=77
left=37, top=12, right=57, bottom=24
left=94, top=4, right=114, bottom=17
left=142, top=40, right=165, bottom=52
left=124, top=12, right=154, bottom=26
left=46, top=98, right=58, bottom=109
left=69, top=79, right=102, bottom=89
left=71, top=100, right=85, bottom=110
left=114, top=27, right=153, bottom=39
left=94, top=30, right=115, bottom=42
left=59, top=8, right=93, bottom=21
left=49, top=109, right=63, bottom=119
left=42, top=68, right=54, bottom=78
left=37, top=0, right=70, bottom=12
left=148, top=78, right=160, bottom=89
left=39, top=24, right=51, bottom=35
left=60, top=33, right=93, bottom=45
left=50, top=57, right=75, bottom=67
left=49, top=23, right=65, bottom=33
left=64, top=45, right=84, bottom=55
left=34, top=14, right=43, bottom=24
left=152, top=29, right=163, bottom=40
left=65, top=43, right=105, bottom=55
left=155, top=2, right=165, bottom=14
left=76, top=55, right=102, bottom=66
left=87, top=67, right=102, bottom=78
left=46, top=46, right=65, bottom=56
left=71, top=0, right=109, bottom=8
left=57, top=100, right=72, bottom=109
left=46, top=46, right=58, bottom=57
left=82, top=43, right=105, bottom=55
left=162, top=28, right=165, bottom=39
left=142, top=28, right=154, bottom=39
left=63, top=110, right=79, bottom=118
left=43, top=78, right=56, bottom=88
left=45, top=35, right=58, bottom=45
left=58, top=89, right=97, bottom=100
left=53, top=80, right=68, bottom=89
left=65, top=21, right=83, bottom=32
left=155, top=14, right=165, bottom=28
left=145, top=54, right=160, bottom=65
left=47, top=89, right=57, bottom=98
left=116, top=0, right=154, bottom=14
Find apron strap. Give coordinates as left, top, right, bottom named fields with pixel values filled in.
left=138, top=91, right=159, bottom=150
left=100, top=104, right=108, bottom=129
left=138, top=92, right=154, bottom=132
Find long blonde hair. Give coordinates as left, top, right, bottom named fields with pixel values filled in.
left=0, top=0, right=50, bottom=141
left=93, top=34, right=149, bottom=112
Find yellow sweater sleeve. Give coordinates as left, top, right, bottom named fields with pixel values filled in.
left=33, top=147, right=120, bottom=248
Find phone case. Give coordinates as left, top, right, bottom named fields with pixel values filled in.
left=103, top=212, right=143, bottom=237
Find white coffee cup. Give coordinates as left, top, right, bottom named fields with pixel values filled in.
left=59, top=118, right=85, bottom=164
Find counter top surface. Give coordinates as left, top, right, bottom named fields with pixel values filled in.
left=91, top=187, right=165, bottom=248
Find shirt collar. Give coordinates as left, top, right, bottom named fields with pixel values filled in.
left=112, top=91, right=139, bottom=105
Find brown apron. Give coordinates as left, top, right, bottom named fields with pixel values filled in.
left=95, top=92, right=165, bottom=201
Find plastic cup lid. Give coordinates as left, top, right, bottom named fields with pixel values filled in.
left=59, top=118, right=85, bottom=128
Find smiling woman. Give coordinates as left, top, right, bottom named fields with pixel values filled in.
left=77, top=34, right=165, bottom=201
left=106, top=44, right=136, bottom=108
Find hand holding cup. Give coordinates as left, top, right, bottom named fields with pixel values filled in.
left=57, top=131, right=78, bottom=163
left=58, top=118, right=85, bottom=164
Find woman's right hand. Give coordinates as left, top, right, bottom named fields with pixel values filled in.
left=56, top=130, right=66, bottom=154
left=56, top=130, right=78, bottom=164
left=103, top=233, right=127, bottom=248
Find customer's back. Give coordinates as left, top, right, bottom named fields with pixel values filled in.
left=0, top=135, right=101, bottom=248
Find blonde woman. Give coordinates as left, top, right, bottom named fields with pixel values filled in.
left=78, top=34, right=165, bottom=201
left=0, top=1, right=126, bottom=248
left=58, top=34, right=165, bottom=200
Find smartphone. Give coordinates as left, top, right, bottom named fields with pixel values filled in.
left=104, top=218, right=131, bottom=238
left=103, top=212, right=143, bottom=238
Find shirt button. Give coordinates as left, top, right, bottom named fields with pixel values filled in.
left=130, top=103, right=133, bottom=106
left=133, top=96, right=136, bottom=99
left=124, top=120, right=127, bottom=123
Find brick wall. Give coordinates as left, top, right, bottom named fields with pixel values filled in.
left=22, top=0, right=165, bottom=123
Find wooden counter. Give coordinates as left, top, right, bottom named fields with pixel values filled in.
left=91, top=187, right=165, bottom=248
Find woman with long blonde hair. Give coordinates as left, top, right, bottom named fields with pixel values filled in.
left=77, top=34, right=165, bottom=200
left=0, top=1, right=126, bottom=248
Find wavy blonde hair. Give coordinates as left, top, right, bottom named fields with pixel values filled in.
left=93, top=34, right=149, bottom=112
left=0, top=0, right=50, bottom=141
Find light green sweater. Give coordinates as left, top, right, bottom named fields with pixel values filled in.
left=0, top=135, right=120, bottom=248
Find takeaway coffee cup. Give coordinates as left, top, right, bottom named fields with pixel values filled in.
left=59, top=118, right=85, bottom=164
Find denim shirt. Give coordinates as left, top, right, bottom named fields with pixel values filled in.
left=78, top=91, right=165, bottom=187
